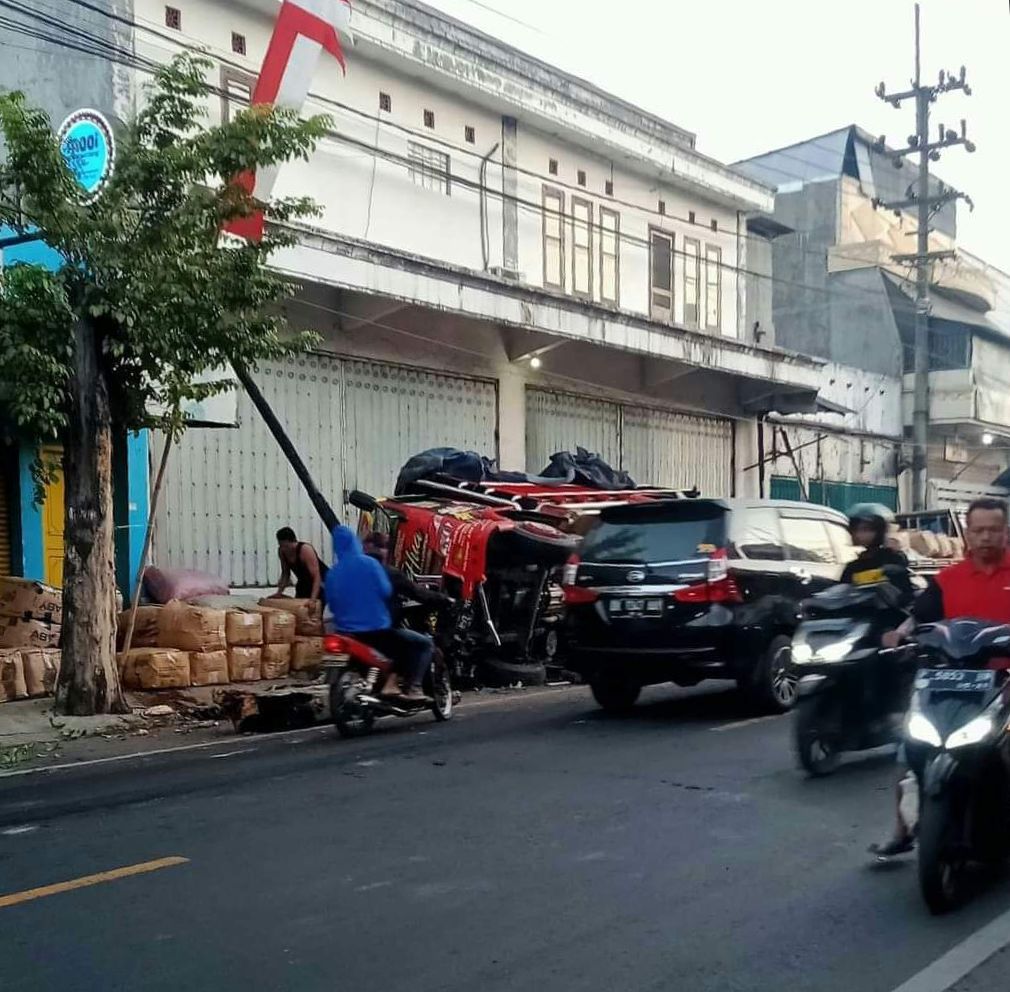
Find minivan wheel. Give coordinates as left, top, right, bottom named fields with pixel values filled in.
left=590, top=674, right=641, bottom=714
left=748, top=635, right=797, bottom=713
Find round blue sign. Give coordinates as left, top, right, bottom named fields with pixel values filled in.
left=57, top=109, right=115, bottom=202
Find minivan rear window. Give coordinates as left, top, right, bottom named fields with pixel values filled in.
left=582, top=507, right=726, bottom=564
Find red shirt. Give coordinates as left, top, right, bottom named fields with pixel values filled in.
left=935, top=551, right=1010, bottom=623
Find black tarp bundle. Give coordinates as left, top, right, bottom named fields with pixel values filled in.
left=394, top=446, right=636, bottom=495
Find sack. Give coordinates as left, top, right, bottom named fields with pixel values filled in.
left=190, top=650, right=230, bottom=687
left=259, top=597, right=321, bottom=637
left=249, top=606, right=297, bottom=644
left=908, top=530, right=941, bottom=558
left=187, top=595, right=262, bottom=611
left=225, top=611, right=263, bottom=647
left=0, top=577, right=62, bottom=624
left=228, top=646, right=261, bottom=683
left=0, top=616, right=60, bottom=649
left=144, top=567, right=228, bottom=605
left=261, top=643, right=291, bottom=680
left=41, top=649, right=61, bottom=694
left=0, top=649, right=28, bottom=702
left=120, top=649, right=190, bottom=690
left=291, top=636, right=323, bottom=671
left=116, top=606, right=161, bottom=649
left=158, top=601, right=227, bottom=653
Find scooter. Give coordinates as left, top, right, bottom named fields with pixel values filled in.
left=323, top=631, right=454, bottom=738
left=904, top=619, right=1010, bottom=914
left=790, top=573, right=913, bottom=776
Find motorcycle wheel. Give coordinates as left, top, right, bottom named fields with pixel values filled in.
left=330, top=671, right=376, bottom=739
left=918, top=793, right=967, bottom=915
left=429, top=655, right=454, bottom=722
left=793, top=699, right=841, bottom=777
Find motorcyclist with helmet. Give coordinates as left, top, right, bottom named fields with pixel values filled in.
left=840, top=503, right=913, bottom=605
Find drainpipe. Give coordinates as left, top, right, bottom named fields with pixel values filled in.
left=479, top=142, right=500, bottom=271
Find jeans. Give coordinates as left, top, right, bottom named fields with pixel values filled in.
left=388, top=627, right=435, bottom=686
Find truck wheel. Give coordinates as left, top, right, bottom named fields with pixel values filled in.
left=477, top=657, right=547, bottom=688
left=747, top=635, right=797, bottom=713
left=590, top=674, right=641, bottom=714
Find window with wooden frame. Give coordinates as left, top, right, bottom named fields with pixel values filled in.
left=542, top=186, right=565, bottom=289
left=220, top=66, right=256, bottom=125
left=705, top=244, right=722, bottom=331
left=599, top=207, right=619, bottom=305
left=571, top=197, right=593, bottom=298
left=683, top=236, right=701, bottom=328
left=408, top=141, right=450, bottom=195
left=649, top=228, right=674, bottom=321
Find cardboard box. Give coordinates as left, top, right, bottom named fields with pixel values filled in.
left=0, top=576, right=62, bottom=625
left=20, top=648, right=60, bottom=698
left=0, top=649, right=28, bottom=702
left=190, top=650, right=230, bottom=687
left=225, top=610, right=263, bottom=647
left=228, top=646, right=261, bottom=683
left=158, top=601, right=226, bottom=653
left=120, top=648, right=191, bottom=690
left=116, top=606, right=161, bottom=649
left=259, top=598, right=322, bottom=637
left=250, top=606, right=296, bottom=645
left=260, top=643, right=291, bottom=680
left=0, top=616, right=60, bottom=650
left=291, top=636, right=323, bottom=671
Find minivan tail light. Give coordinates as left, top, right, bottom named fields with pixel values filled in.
left=562, top=553, right=598, bottom=605
left=672, top=549, right=742, bottom=604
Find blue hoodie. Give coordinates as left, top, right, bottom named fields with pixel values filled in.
left=325, top=525, right=393, bottom=633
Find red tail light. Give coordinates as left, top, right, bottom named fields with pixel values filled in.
left=672, top=549, right=742, bottom=604
left=562, top=553, right=599, bottom=605
left=323, top=634, right=345, bottom=654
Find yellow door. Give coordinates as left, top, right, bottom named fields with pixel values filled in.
left=42, top=452, right=64, bottom=588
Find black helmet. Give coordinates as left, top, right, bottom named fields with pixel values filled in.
left=847, top=503, right=894, bottom=544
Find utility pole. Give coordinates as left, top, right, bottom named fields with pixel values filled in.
left=874, top=3, right=975, bottom=510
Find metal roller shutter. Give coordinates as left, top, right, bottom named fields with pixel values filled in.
left=525, top=387, right=733, bottom=494
left=154, top=355, right=497, bottom=588
left=525, top=388, right=620, bottom=475
left=622, top=406, right=733, bottom=495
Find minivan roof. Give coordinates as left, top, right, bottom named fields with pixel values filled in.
left=596, top=497, right=848, bottom=524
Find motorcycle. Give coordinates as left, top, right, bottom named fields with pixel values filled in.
left=323, top=629, right=455, bottom=738
left=790, top=571, right=913, bottom=776
left=904, top=619, right=1010, bottom=914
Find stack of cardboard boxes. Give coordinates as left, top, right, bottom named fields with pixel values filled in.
left=0, top=578, right=62, bottom=704
left=116, top=597, right=314, bottom=691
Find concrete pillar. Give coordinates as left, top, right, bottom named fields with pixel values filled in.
left=497, top=368, right=526, bottom=471
left=734, top=417, right=761, bottom=499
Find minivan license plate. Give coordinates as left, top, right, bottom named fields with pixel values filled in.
left=609, top=598, right=662, bottom=617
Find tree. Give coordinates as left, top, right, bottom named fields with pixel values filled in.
left=0, top=54, right=328, bottom=714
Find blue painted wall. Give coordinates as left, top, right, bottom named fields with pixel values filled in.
left=17, top=447, right=44, bottom=581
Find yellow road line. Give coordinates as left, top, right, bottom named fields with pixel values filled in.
left=0, top=856, right=189, bottom=909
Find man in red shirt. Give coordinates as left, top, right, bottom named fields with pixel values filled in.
left=873, top=497, right=1010, bottom=856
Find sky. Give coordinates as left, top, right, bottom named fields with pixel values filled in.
left=424, top=0, right=1009, bottom=270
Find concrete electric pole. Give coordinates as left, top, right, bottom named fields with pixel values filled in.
left=874, top=2, right=975, bottom=510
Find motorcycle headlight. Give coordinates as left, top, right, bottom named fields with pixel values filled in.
left=946, top=715, right=994, bottom=749
left=907, top=711, right=942, bottom=747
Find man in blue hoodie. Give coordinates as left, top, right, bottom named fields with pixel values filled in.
left=325, top=525, right=434, bottom=700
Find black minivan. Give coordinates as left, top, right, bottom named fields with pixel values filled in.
left=562, top=498, right=855, bottom=713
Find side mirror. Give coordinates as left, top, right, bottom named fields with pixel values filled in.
left=348, top=490, right=378, bottom=513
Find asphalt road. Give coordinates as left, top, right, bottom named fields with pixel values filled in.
left=2, top=683, right=1010, bottom=992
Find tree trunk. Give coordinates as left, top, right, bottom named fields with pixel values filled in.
left=55, top=315, right=126, bottom=715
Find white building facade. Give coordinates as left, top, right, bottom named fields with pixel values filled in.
left=133, top=0, right=825, bottom=587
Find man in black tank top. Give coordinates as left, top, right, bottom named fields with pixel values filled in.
left=275, top=527, right=329, bottom=602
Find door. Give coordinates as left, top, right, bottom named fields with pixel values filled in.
left=42, top=453, right=65, bottom=588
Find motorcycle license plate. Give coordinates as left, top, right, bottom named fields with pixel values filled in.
left=916, top=669, right=996, bottom=693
